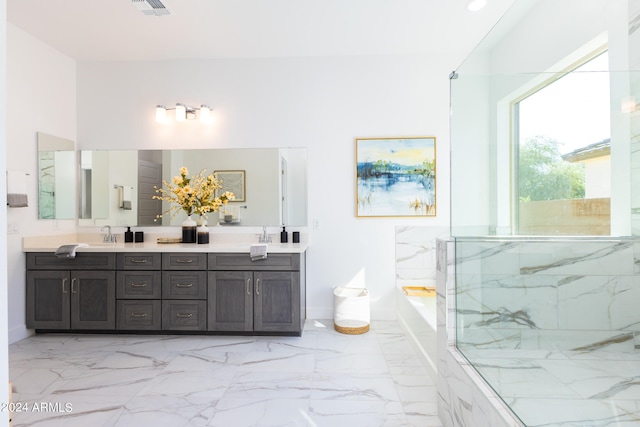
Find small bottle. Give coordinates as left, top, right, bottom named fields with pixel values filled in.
left=280, top=226, right=288, bottom=243
left=124, top=226, right=134, bottom=243
left=197, top=223, right=209, bottom=244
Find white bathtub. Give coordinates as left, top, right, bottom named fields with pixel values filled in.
left=397, top=288, right=438, bottom=380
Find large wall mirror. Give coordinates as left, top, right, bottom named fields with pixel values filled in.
left=78, top=148, right=308, bottom=228
left=37, top=132, right=76, bottom=220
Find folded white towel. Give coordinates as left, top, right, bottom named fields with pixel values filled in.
left=122, top=186, right=132, bottom=210
left=250, top=244, right=268, bottom=261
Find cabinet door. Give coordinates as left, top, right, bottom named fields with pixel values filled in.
left=208, top=271, right=253, bottom=331
left=70, top=271, right=116, bottom=329
left=26, top=270, right=70, bottom=329
left=254, top=272, right=300, bottom=333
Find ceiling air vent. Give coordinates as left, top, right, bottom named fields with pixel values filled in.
left=131, top=0, right=171, bottom=16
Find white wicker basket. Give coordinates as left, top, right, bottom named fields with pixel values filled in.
left=333, top=286, right=370, bottom=334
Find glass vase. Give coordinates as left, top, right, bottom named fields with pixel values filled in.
left=181, top=215, right=197, bottom=243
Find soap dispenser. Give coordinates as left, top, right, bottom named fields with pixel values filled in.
left=280, top=226, right=288, bottom=243
left=124, top=226, right=134, bottom=243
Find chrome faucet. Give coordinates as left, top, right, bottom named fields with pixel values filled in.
left=258, top=226, right=272, bottom=243
left=101, top=225, right=117, bottom=243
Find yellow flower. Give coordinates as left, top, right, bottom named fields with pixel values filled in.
left=153, top=167, right=235, bottom=221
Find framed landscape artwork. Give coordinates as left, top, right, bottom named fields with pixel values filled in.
left=356, top=136, right=436, bottom=217
left=214, top=170, right=246, bottom=202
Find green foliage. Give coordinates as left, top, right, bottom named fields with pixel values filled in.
left=518, top=136, right=585, bottom=201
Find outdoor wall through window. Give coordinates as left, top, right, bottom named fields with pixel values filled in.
left=513, top=49, right=611, bottom=235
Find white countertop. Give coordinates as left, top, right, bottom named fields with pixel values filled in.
left=22, top=233, right=308, bottom=254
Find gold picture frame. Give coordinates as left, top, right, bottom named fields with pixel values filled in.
left=356, top=136, right=436, bottom=217
left=214, top=170, right=246, bottom=202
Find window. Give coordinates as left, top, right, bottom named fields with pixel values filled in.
left=514, top=51, right=611, bottom=235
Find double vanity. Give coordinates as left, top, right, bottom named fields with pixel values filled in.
left=23, top=234, right=307, bottom=337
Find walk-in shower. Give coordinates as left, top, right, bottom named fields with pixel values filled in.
left=447, top=0, right=640, bottom=425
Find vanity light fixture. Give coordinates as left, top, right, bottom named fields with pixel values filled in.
left=467, top=0, right=487, bottom=11
left=155, top=103, right=214, bottom=123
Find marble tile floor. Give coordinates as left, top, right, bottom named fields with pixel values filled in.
left=461, top=348, right=640, bottom=426
left=8, top=320, right=442, bottom=427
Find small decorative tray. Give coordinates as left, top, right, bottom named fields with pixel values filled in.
left=402, top=286, right=436, bottom=296
left=157, top=237, right=182, bottom=244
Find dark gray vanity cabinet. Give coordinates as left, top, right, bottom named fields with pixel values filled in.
left=208, top=253, right=304, bottom=335
left=26, top=250, right=305, bottom=336
left=26, top=253, right=116, bottom=330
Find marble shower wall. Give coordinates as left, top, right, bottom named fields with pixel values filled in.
left=395, top=226, right=449, bottom=290
left=436, top=238, right=521, bottom=427
left=455, top=239, right=640, bottom=353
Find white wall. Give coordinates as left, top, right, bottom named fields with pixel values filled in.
left=5, top=29, right=455, bottom=339
left=76, top=55, right=454, bottom=320
left=584, top=157, right=612, bottom=198
left=6, top=24, right=77, bottom=343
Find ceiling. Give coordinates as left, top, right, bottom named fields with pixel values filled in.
left=7, top=0, right=514, bottom=62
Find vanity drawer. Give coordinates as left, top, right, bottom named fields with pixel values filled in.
left=27, top=252, right=116, bottom=270
left=117, top=300, right=161, bottom=330
left=162, top=253, right=207, bottom=270
left=162, top=300, right=206, bottom=331
left=117, top=253, right=161, bottom=270
left=208, top=253, right=300, bottom=271
left=162, top=271, right=207, bottom=299
left=117, top=271, right=162, bottom=299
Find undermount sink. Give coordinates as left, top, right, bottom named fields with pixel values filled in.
left=76, top=242, right=117, bottom=248
left=220, top=243, right=283, bottom=251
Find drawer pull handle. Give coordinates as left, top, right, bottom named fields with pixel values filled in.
left=176, top=259, right=194, bottom=264
left=62, top=277, right=68, bottom=294
left=256, top=278, right=261, bottom=295
left=130, top=259, right=148, bottom=263
left=176, top=313, right=193, bottom=318
left=130, top=283, right=148, bottom=288
left=131, top=312, right=147, bottom=318
left=176, top=283, right=193, bottom=288
left=246, top=278, right=251, bottom=295
left=71, top=278, right=78, bottom=294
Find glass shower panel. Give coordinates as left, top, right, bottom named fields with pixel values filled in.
left=450, top=0, right=639, bottom=425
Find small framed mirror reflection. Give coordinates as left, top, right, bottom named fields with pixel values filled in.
left=37, top=132, right=76, bottom=220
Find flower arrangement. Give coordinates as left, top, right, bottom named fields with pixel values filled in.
left=153, top=167, right=235, bottom=221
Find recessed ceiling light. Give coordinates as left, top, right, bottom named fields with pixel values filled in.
left=467, top=0, right=487, bottom=12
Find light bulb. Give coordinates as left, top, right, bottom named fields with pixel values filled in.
left=155, top=105, right=167, bottom=122
left=199, top=105, right=212, bottom=123
left=176, top=103, right=186, bottom=121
